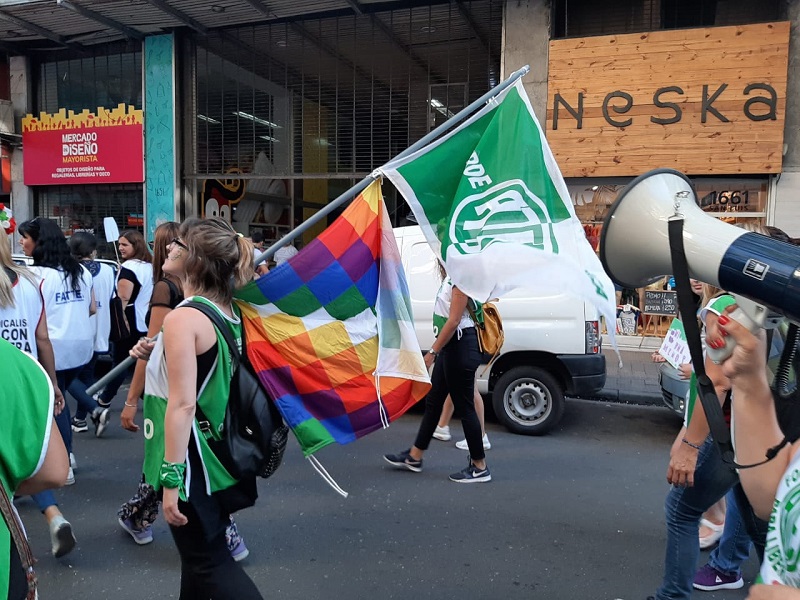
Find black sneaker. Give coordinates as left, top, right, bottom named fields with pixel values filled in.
left=91, top=407, right=110, bottom=438
left=449, top=460, right=491, bottom=483
left=383, top=449, right=423, bottom=472
left=71, top=418, right=88, bottom=433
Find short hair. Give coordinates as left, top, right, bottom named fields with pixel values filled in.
left=252, top=230, right=265, bottom=244
left=68, top=231, right=98, bottom=259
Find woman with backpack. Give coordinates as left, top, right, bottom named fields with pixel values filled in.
left=139, top=217, right=262, bottom=599
left=384, top=260, right=491, bottom=483
left=117, top=221, right=248, bottom=562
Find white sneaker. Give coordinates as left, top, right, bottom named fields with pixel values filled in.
left=432, top=426, right=451, bottom=441
left=455, top=434, right=491, bottom=451
left=49, top=515, right=76, bottom=558
left=65, top=467, right=75, bottom=486
left=69, top=452, right=77, bottom=469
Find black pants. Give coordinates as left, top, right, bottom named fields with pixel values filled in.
left=414, top=327, right=485, bottom=460
left=7, top=538, right=26, bottom=600
left=168, top=442, right=262, bottom=600
left=100, top=332, right=143, bottom=404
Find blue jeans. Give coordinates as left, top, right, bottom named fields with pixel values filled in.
left=656, top=436, right=740, bottom=600
left=69, top=353, right=101, bottom=420
left=31, top=366, right=83, bottom=512
left=707, top=487, right=752, bottom=578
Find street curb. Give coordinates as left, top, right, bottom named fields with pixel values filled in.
left=573, top=389, right=664, bottom=407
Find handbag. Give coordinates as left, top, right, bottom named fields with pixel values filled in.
left=109, top=269, right=130, bottom=343
left=186, top=301, right=289, bottom=512
left=0, top=479, right=37, bottom=600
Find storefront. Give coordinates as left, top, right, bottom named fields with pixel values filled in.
left=22, top=44, right=144, bottom=257
left=546, top=21, right=790, bottom=336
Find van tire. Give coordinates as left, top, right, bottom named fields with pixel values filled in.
left=492, top=367, right=565, bottom=435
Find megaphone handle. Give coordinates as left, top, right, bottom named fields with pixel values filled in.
left=706, top=306, right=759, bottom=364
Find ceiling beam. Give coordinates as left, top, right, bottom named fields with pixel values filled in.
left=0, top=8, right=87, bottom=52
left=344, top=0, right=364, bottom=15
left=450, top=0, right=498, bottom=66
left=241, top=0, right=278, bottom=19
left=143, top=0, right=209, bottom=35
left=56, top=0, right=145, bottom=41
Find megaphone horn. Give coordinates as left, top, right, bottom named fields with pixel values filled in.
left=599, top=168, right=800, bottom=324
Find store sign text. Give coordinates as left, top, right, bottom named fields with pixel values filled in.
left=552, top=83, right=778, bottom=129
left=21, top=104, right=144, bottom=185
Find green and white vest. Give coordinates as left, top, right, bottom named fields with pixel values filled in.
left=142, top=297, right=241, bottom=496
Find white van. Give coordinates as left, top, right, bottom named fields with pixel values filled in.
left=395, top=226, right=606, bottom=435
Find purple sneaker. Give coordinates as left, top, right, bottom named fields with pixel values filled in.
left=693, top=564, right=743, bottom=591
left=118, top=517, right=153, bottom=545
left=230, top=540, right=249, bottom=562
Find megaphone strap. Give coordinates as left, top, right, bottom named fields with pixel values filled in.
left=668, top=218, right=784, bottom=470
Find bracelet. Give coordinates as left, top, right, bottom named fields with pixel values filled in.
left=159, top=460, right=187, bottom=495
left=124, top=401, right=137, bottom=408
left=682, top=438, right=702, bottom=451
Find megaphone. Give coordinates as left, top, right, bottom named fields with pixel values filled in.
left=599, top=168, right=800, bottom=327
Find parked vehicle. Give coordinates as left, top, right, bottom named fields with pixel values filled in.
left=659, top=317, right=788, bottom=416
left=394, top=225, right=606, bottom=435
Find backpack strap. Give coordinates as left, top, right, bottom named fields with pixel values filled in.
left=185, top=300, right=241, bottom=367
left=184, top=300, right=242, bottom=433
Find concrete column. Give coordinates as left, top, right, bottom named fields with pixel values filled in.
left=9, top=55, right=31, bottom=236
left=773, top=0, right=800, bottom=235
left=144, top=34, right=178, bottom=240
left=502, top=0, right=550, bottom=125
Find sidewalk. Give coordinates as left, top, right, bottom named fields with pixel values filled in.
left=578, top=335, right=664, bottom=406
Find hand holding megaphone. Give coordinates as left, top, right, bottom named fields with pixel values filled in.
left=711, top=305, right=770, bottom=383
left=706, top=295, right=767, bottom=364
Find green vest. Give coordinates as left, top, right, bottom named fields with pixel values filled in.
left=0, top=339, right=53, bottom=598
left=142, top=297, right=240, bottom=495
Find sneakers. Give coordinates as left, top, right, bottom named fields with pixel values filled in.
left=449, top=460, right=491, bottom=483
left=91, top=407, right=110, bottom=438
left=693, top=564, right=744, bottom=591
left=93, top=391, right=110, bottom=408
left=455, top=434, right=491, bottom=451
left=383, top=449, right=423, bottom=472
left=118, top=517, right=154, bottom=545
left=230, top=540, right=250, bottom=562
left=49, top=515, right=76, bottom=558
left=69, top=452, right=77, bottom=469
left=71, top=418, right=88, bottom=433
left=433, top=426, right=451, bottom=441
left=65, top=467, right=75, bottom=486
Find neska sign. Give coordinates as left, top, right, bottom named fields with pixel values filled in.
left=552, top=83, right=778, bottom=129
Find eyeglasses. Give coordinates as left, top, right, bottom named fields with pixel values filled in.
left=171, top=238, right=188, bottom=251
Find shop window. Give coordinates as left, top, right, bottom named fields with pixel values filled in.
left=35, top=184, right=144, bottom=259
left=552, top=0, right=782, bottom=38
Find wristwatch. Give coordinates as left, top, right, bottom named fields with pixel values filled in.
left=428, top=348, right=438, bottom=358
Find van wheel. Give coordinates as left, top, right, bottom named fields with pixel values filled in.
left=492, top=367, right=565, bottom=435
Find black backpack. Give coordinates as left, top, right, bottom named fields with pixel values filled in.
left=186, top=301, right=289, bottom=503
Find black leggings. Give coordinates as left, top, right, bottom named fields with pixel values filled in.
left=414, top=327, right=485, bottom=460
left=168, top=442, right=262, bottom=600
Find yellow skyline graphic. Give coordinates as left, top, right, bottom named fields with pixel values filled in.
left=22, top=103, right=143, bottom=132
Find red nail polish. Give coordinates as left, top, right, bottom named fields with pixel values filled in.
left=718, top=315, right=730, bottom=325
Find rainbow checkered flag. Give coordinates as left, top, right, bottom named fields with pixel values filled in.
left=234, top=180, right=431, bottom=457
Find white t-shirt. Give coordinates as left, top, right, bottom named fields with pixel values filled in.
left=119, top=259, right=154, bottom=333
left=31, top=265, right=94, bottom=370
left=0, top=270, right=43, bottom=357
left=84, top=260, right=115, bottom=353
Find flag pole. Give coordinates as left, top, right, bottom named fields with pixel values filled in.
left=255, top=64, right=530, bottom=266
left=87, top=65, right=530, bottom=396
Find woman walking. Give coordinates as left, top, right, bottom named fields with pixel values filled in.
left=142, top=217, right=261, bottom=598
left=96, top=230, right=153, bottom=410
left=118, top=221, right=248, bottom=561
left=384, top=261, right=490, bottom=483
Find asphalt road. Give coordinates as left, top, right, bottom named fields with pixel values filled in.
left=19, top=398, right=758, bottom=600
